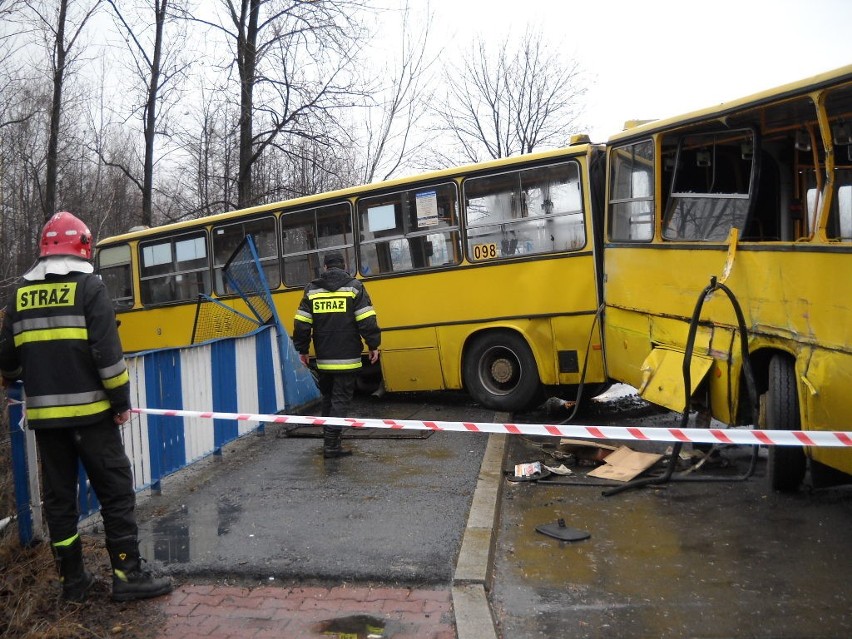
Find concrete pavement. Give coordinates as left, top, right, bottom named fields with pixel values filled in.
left=144, top=434, right=507, bottom=639
left=128, top=392, right=507, bottom=639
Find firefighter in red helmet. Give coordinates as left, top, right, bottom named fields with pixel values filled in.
left=0, top=212, right=172, bottom=603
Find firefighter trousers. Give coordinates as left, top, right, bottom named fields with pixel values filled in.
left=34, top=414, right=138, bottom=544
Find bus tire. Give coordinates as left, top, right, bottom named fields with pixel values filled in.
left=355, top=360, right=382, bottom=394
left=463, top=331, right=541, bottom=411
left=765, top=354, right=807, bottom=492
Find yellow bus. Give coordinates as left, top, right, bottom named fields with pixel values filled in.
left=95, top=142, right=609, bottom=411
left=603, top=64, right=852, bottom=490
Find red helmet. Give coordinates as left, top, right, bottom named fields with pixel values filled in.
left=40, top=211, right=93, bottom=260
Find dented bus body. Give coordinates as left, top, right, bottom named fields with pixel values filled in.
left=602, top=65, right=852, bottom=490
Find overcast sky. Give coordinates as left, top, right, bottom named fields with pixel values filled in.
left=424, top=0, right=852, bottom=141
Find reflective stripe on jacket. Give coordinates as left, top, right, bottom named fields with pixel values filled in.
left=0, top=271, right=131, bottom=429
left=292, top=268, right=380, bottom=372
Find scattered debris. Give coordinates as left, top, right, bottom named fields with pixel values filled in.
left=535, top=518, right=590, bottom=542
left=542, top=464, right=572, bottom=476
left=558, top=439, right=618, bottom=465
left=514, top=462, right=543, bottom=478
left=587, top=446, right=664, bottom=482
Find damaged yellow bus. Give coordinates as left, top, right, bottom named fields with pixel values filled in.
left=602, top=64, right=852, bottom=490
left=96, top=142, right=609, bottom=412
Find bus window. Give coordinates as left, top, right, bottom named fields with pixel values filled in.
left=139, top=231, right=211, bottom=305
left=609, top=140, right=654, bottom=241
left=464, top=161, right=585, bottom=261
left=281, top=201, right=353, bottom=286
left=825, top=84, right=852, bottom=241
left=212, top=216, right=279, bottom=294
left=97, top=244, right=133, bottom=309
left=834, top=176, right=852, bottom=240
left=358, top=183, right=460, bottom=275
left=663, top=130, right=755, bottom=241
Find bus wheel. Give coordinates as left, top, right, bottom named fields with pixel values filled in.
left=356, top=360, right=382, bottom=394
left=765, top=354, right=807, bottom=492
left=463, top=332, right=540, bottom=411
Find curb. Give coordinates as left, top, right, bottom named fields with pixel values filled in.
left=451, top=417, right=508, bottom=639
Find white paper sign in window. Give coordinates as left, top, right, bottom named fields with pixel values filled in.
left=368, top=204, right=397, bottom=232
left=415, top=190, right=439, bottom=227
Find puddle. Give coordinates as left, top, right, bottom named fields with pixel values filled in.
left=315, top=614, right=387, bottom=638
left=138, top=499, right=243, bottom=565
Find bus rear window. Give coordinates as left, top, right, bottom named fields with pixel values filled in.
left=139, top=232, right=211, bottom=305
left=464, top=161, right=585, bottom=261
left=97, top=244, right=133, bottom=309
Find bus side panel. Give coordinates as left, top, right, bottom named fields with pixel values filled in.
left=605, top=244, right=852, bottom=475
left=380, top=327, right=444, bottom=392
left=801, top=348, right=852, bottom=472
left=118, top=305, right=200, bottom=352
left=550, top=314, right=607, bottom=386
left=602, top=305, right=653, bottom=391
left=367, top=256, right=605, bottom=393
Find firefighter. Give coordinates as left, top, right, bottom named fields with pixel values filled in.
left=293, top=251, right=381, bottom=458
left=0, top=212, right=172, bottom=603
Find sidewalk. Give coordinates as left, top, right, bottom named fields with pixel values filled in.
left=129, top=394, right=507, bottom=639
left=156, top=583, right=455, bottom=639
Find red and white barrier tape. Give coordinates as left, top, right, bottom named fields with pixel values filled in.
left=130, top=407, right=852, bottom=448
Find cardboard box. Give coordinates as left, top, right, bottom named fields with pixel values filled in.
left=587, top=446, right=663, bottom=482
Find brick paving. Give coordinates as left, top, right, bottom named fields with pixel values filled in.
left=154, top=583, right=456, bottom=639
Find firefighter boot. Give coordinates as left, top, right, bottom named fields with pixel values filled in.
left=107, top=536, right=173, bottom=602
left=323, top=426, right=352, bottom=459
left=54, top=534, right=94, bottom=603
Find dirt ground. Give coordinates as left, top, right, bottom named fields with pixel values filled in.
left=1, top=400, right=165, bottom=639
left=0, top=531, right=166, bottom=639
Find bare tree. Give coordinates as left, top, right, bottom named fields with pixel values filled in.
left=433, top=28, right=587, bottom=164
left=102, top=0, right=188, bottom=226
left=0, top=1, right=38, bottom=132
left=357, top=1, right=436, bottom=183
left=181, top=0, right=369, bottom=209
left=170, top=87, right=239, bottom=220
left=28, top=0, right=100, bottom=221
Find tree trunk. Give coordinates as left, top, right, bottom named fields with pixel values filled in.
left=236, top=0, right=260, bottom=210
left=45, top=0, right=69, bottom=221
left=142, top=0, right=167, bottom=227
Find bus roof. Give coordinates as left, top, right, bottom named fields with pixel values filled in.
left=608, top=64, right=852, bottom=144
left=96, top=141, right=602, bottom=247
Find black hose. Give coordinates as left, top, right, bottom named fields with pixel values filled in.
left=603, top=276, right=760, bottom=496
left=557, top=303, right=606, bottom=425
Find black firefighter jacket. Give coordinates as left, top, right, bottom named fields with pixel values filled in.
left=292, top=267, right=381, bottom=372
left=0, top=270, right=131, bottom=429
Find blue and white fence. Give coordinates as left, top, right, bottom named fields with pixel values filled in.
left=7, top=324, right=319, bottom=546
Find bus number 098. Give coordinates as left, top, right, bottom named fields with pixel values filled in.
left=472, top=243, right=498, bottom=260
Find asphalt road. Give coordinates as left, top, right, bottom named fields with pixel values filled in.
left=131, top=388, right=852, bottom=639
left=492, top=394, right=852, bottom=639
left=134, top=392, right=492, bottom=584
